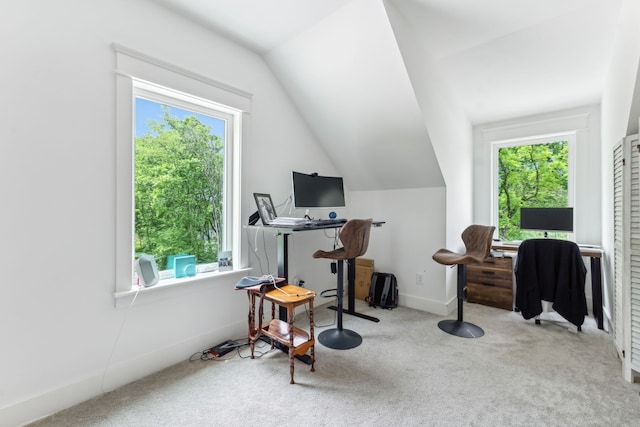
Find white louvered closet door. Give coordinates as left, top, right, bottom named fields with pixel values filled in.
left=613, top=139, right=625, bottom=356
left=629, top=136, right=640, bottom=374
left=614, top=134, right=640, bottom=382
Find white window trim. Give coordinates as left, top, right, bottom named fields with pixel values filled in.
left=490, top=131, right=576, bottom=239
left=113, top=44, right=251, bottom=306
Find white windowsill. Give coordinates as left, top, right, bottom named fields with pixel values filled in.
left=114, top=268, right=251, bottom=308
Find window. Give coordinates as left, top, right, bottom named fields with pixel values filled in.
left=134, top=82, right=233, bottom=277
left=493, top=133, right=575, bottom=241
left=115, top=45, right=250, bottom=295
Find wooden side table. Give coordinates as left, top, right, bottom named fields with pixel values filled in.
left=247, top=284, right=316, bottom=384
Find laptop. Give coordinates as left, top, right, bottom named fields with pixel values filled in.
left=253, top=193, right=308, bottom=226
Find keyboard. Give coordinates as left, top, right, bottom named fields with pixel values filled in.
left=268, top=217, right=308, bottom=226
left=494, top=240, right=522, bottom=246
left=306, top=218, right=347, bottom=226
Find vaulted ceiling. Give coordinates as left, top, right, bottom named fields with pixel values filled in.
left=151, top=0, right=622, bottom=191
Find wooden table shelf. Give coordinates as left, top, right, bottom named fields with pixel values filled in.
left=247, top=284, right=316, bottom=384
left=261, top=318, right=313, bottom=357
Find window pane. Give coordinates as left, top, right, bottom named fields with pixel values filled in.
left=497, top=140, right=568, bottom=240
left=135, top=97, right=226, bottom=271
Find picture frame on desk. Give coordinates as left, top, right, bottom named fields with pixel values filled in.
left=253, top=193, right=277, bottom=225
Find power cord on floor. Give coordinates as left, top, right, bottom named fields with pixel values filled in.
left=188, top=337, right=275, bottom=362
left=236, top=340, right=276, bottom=359
left=309, top=293, right=338, bottom=328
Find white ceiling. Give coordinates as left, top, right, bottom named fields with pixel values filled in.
left=153, top=0, right=621, bottom=125
left=400, top=0, right=622, bottom=123
left=153, top=0, right=352, bottom=53
left=151, top=0, right=622, bottom=190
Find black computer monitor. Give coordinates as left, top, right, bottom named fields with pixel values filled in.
left=520, top=207, right=573, bottom=233
left=291, top=171, right=346, bottom=209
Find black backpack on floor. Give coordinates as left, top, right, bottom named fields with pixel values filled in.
left=367, top=272, right=398, bottom=309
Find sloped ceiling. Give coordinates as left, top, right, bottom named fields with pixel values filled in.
left=398, top=0, right=622, bottom=124
left=151, top=0, right=622, bottom=190
left=265, top=0, right=443, bottom=190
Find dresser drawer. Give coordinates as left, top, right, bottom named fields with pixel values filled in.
left=466, top=256, right=513, bottom=311
left=467, top=282, right=513, bottom=310
left=466, top=271, right=512, bottom=289
left=466, top=258, right=512, bottom=289
left=468, top=256, right=512, bottom=272
left=475, top=256, right=512, bottom=269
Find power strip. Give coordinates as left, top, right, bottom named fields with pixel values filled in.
left=206, top=339, right=240, bottom=357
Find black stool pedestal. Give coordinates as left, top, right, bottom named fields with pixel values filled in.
left=318, top=328, right=362, bottom=349
left=439, top=264, right=484, bottom=338
left=319, top=259, right=363, bottom=349
left=438, top=319, right=484, bottom=338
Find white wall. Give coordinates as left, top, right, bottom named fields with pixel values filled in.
left=473, top=105, right=603, bottom=246
left=349, top=188, right=448, bottom=314
left=384, top=0, right=473, bottom=307
left=601, top=0, right=640, bottom=329
left=0, top=1, right=340, bottom=425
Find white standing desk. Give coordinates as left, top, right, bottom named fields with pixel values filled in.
left=251, top=221, right=385, bottom=323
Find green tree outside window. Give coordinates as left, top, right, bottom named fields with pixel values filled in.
left=135, top=106, right=224, bottom=270
left=497, top=141, right=568, bottom=241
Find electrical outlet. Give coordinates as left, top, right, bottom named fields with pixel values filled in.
left=416, top=273, right=424, bottom=285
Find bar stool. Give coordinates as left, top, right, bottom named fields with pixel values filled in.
left=313, top=218, right=372, bottom=349
left=432, top=224, right=495, bottom=338
left=247, top=283, right=316, bottom=384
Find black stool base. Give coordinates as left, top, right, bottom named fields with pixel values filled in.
left=438, top=319, right=484, bottom=338
left=318, top=328, right=362, bottom=349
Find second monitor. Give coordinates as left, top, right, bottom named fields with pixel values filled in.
left=520, top=207, right=573, bottom=234
left=292, top=171, right=345, bottom=209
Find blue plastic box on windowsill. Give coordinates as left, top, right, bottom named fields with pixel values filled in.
left=172, top=255, right=197, bottom=278
left=167, top=254, right=188, bottom=270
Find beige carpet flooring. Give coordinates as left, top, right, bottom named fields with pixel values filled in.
left=29, top=301, right=640, bottom=426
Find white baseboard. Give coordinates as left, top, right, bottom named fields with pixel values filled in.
left=1, top=320, right=246, bottom=427
left=313, top=291, right=451, bottom=316
left=398, top=293, right=450, bottom=316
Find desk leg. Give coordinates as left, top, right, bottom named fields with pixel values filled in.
left=327, top=258, right=380, bottom=323
left=276, top=233, right=289, bottom=321
left=276, top=233, right=288, bottom=280
left=591, top=257, right=604, bottom=330
left=347, top=257, right=356, bottom=313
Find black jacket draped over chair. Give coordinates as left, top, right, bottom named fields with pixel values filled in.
left=514, top=239, right=587, bottom=327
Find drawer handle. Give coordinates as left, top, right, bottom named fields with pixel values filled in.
left=481, top=270, right=495, bottom=275
left=480, top=282, right=496, bottom=286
